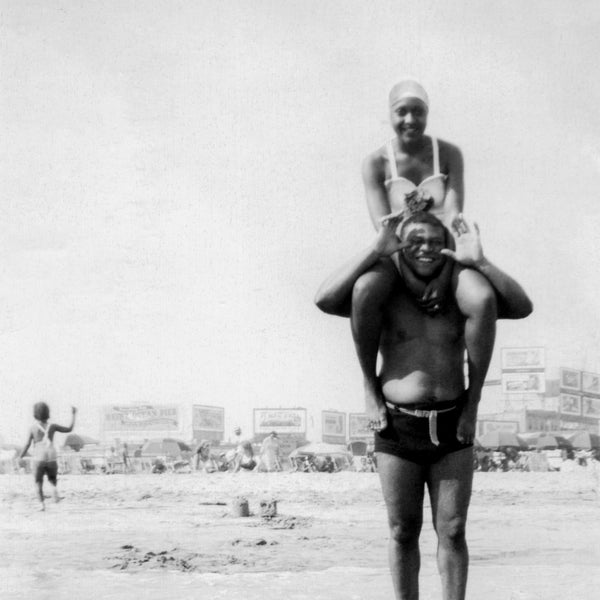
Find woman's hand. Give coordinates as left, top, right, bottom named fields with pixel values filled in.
left=441, top=214, right=485, bottom=267
left=373, top=211, right=406, bottom=256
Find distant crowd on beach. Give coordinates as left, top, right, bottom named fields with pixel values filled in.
left=0, top=428, right=375, bottom=476
left=3, top=424, right=598, bottom=477
left=474, top=447, right=599, bottom=472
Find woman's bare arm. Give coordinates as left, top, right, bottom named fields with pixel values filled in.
left=315, top=214, right=405, bottom=317
left=362, top=151, right=391, bottom=230
left=441, top=216, right=533, bottom=319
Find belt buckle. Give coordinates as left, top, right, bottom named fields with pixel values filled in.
left=413, top=409, right=430, bottom=418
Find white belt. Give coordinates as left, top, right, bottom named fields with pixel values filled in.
left=385, top=401, right=456, bottom=446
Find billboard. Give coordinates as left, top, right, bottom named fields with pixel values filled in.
left=192, top=405, right=224, bottom=432
left=582, top=396, right=600, bottom=418
left=559, top=393, right=581, bottom=416
left=501, top=372, right=545, bottom=394
left=478, top=420, right=520, bottom=435
left=349, top=413, right=371, bottom=439
left=582, top=372, right=600, bottom=396
left=501, top=347, right=545, bottom=370
left=560, top=368, right=581, bottom=392
left=103, top=405, right=179, bottom=432
left=253, top=408, right=307, bottom=435
left=322, top=411, right=346, bottom=443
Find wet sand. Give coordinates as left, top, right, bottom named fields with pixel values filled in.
left=1, top=469, right=599, bottom=599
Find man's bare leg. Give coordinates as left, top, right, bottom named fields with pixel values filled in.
left=351, top=261, right=397, bottom=431
left=377, top=452, right=426, bottom=600
left=427, top=447, right=474, bottom=600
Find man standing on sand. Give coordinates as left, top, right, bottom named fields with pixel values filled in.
left=257, top=431, right=282, bottom=472
left=315, top=211, right=532, bottom=600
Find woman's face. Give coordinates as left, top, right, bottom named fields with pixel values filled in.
left=390, top=97, right=428, bottom=144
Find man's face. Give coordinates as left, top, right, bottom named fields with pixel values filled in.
left=389, top=97, right=428, bottom=144
left=401, top=222, right=446, bottom=279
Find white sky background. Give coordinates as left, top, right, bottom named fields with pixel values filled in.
left=2, top=0, right=600, bottom=443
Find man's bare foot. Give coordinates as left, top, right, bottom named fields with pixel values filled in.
left=38, top=504, right=46, bottom=512
left=365, top=383, right=388, bottom=432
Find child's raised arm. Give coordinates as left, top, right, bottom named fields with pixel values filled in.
left=50, top=406, right=78, bottom=436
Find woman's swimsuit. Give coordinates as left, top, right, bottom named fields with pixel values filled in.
left=32, top=422, right=58, bottom=484
left=384, top=136, right=448, bottom=273
left=384, top=136, right=447, bottom=217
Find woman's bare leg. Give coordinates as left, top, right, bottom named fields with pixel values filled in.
left=351, top=261, right=397, bottom=431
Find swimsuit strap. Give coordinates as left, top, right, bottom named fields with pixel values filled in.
left=386, top=140, right=399, bottom=179
left=35, top=421, right=51, bottom=442
left=432, top=137, right=440, bottom=175
left=388, top=137, right=440, bottom=178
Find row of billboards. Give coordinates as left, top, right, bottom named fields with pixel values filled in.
left=559, top=369, right=600, bottom=395
left=557, top=394, right=600, bottom=417
left=501, top=347, right=546, bottom=394
left=101, top=405, right=372, bottom=442
left=557, top=366, right=600, bottom=419
left=500, top=347, right=600, bottom=402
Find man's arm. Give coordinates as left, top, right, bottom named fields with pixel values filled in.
left=314, top=214, right=404, bottom=317
left=441, top=215, right=533, bottom=319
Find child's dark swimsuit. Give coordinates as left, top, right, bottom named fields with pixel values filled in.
left=374, top=393, right=472, bottom=465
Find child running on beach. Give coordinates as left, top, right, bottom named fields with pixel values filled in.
left=19, top=402, right=77, bottom=511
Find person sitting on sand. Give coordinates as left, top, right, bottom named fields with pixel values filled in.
left=232, top=440, right=257, bottom=472
left=194, top=440, right=218, bottom=473
left=19, top=402, right=77, bottom=511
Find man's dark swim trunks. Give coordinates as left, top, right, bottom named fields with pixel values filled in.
left=374, top=394, right=473, bottom=465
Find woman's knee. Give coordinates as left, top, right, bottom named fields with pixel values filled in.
left=352, top=266, right=395, bottom=307
left=456, top=273, right=497, bottom=317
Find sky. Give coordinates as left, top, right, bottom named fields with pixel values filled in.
left=2, top=0, right=600, bottom=444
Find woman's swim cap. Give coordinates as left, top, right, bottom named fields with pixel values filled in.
left=389, top=80, right=429, bottom=109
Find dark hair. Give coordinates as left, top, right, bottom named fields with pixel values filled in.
left=399, top=211, right=446, bottom=240
left=33, top=401, right=50, bottom=421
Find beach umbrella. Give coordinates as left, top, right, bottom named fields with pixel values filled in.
left=63, top=433, right=100, bottom=451
left=348, top=441, right=368, bottom=456
left=567, top=431, right=600, bottom=450
left=164, top=438, right=192, bottom=452
left=476, top=430, right=527, bottom=450
left=519, top=432, right=572, bottom=450
left=289, top=442, right=352, bottom=459
left=141, top=438, right=182, bottom=457
left=0, top=444, right=22, bottom=459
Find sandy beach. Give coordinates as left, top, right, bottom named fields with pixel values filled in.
left=1, top=469, right=599, bottom=600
